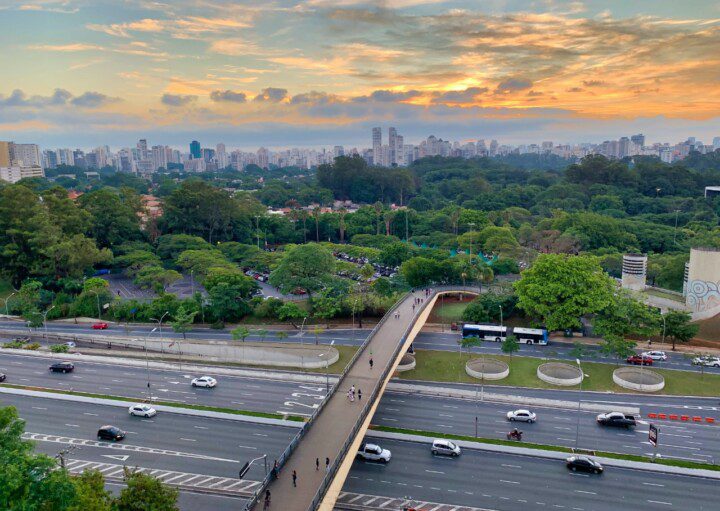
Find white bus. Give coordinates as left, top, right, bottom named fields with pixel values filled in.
left=461, top=324, right=507, bottom=342
left=512, top=327, right=549, bottom=345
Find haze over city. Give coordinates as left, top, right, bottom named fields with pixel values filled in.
left=2, top=0, right=720, bottom=147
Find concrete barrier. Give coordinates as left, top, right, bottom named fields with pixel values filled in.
left=537, top=362, right=583, bottom=386
left=613, top=367, right=665, bottom=392
left=465, top=358, right=509, bottom=381
left=395, top=354, right=416, bottom=372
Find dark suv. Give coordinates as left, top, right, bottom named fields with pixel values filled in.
left=97, top=425, right=125, bottom=441
left=49, top=361, right=74, bottom=373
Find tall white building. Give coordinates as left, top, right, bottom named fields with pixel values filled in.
left=372, top=127, right=382, bottom=165
left=151, top=145, right=167, bottom=171
left=216, top=143, right=228, bottom=168
left=388, top=127, right=397, bottom=165
left=137, top=139, right=148, bottom=161
left=0, top=165, right=44, bottom=183
left=10, top=143, right=41, bottom=167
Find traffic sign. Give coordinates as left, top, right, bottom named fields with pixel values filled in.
left=649, top=423, right=658, bottom=446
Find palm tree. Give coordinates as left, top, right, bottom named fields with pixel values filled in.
left=384, top=210, right=396, bottom=236
left=373, top=201, right=384, bottom=235
left=312, top=206, right=321, bottom=242
left=450, top=207, right=461, bottom=235
left=338, top=207, right=348, bottom=243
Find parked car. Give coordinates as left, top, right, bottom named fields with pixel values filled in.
left=357, top=443, right=391, bottom=463
left=431, top=439, right=461, bottom=457
left=63, top=341, right=76, bottom=348
left=97, top=425, right=125, bottom=442
left=49, top=361, right=74, bottom=373
left=596, top=411, right=636, bottom=428
left=128, top=404, right=157, bottom=417
left=0, top=373, right=6, bottom=382
left=692, top=356, right=720, bottom=367
left=191, top=376, right=217, bottom=388
left=566, top=456, right=603, bottom=474
left=91, top=322, right=109, bottom=330
left=506, top=409, right=537, bottom=423
left=626, top=355, right=653, bottom=366
left=13, top=336, right=31, bottom=343
left=641, top=350, right=667, bottom=361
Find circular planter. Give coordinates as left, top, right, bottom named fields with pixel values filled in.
left=613, top=367, right=665, bottom=392
left=465, top=358, right=509, bottom=381
left=396, top=354, right=416, bottom=372
left=537, top=362, right=583, bottom=386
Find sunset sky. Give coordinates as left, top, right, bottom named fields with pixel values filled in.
left=1, top=0, right=719, bottom=149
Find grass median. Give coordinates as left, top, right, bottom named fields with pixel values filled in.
left=371, top=424, right=720, bottom=473
left=397, top=349, right=720, bottom=397
left=0, top=383, right=307, bottom=422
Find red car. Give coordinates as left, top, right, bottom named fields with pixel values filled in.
left=92, top=322, right=109, bottom=330
left=626, top=355, right=652, bottom=366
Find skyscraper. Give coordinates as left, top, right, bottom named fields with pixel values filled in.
left=388, top=127, right=397, bottom=165
left=190, top=140, right=201, bottom=159
left=630, top=134, right=645, bottom=147
left=0, top=142, right=10, bottom=167
left=137, top=139, right=148, bottom=161
left=372, top=127, right=381, bottom=165
left=216, top=143, right=228, bottom=168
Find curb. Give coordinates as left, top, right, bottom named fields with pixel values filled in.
left=0, top=386, right=301, bottom=428
left=366, top=430, right=720, bottom=480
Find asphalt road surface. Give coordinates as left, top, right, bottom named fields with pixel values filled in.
left=1, top=319, right=716, bottom=374
left=5, top=394, right=716, bottom=511
left=1, top=352, right=718, bottom=463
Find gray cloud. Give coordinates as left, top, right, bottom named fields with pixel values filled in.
left=210, top=90, right=247, bottom=103
left=253, top=87, right=288, bottom=102
left=161, top=93, right=198, bottom=106
left=432, top=87, right=488, bottom=104
left=0, top=88, right=73, bottom=107
left=496, top=78, right=533, bottom=93
left=582, top=80, right=606, bottom=87
left=290, top=91, right=339, bottom=105
left=71, top=91, right=118, bottom=108
left=352, top=89, right=422, bottom=103
left=566, top=87, right=584, bottom=93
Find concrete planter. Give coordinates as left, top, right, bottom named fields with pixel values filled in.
left=537, top=362, right=583, bottom=386
left=613, top=367, right=665, bottom=392
left=396, top=354, right=416, bottom=372
left=465, top=358, right=509, bottom=381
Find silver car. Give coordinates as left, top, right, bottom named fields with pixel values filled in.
left=431, top=439, right=461, bottom=457
left=506, top=409, right=537, bottom=423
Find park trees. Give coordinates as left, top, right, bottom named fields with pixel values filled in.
left=170, top=305, right=197, bottom=339
left=663, top=310, right=699, bottom=350
left=78, top=188, right=144, bottom=248
left=269, top=243, right=335, bottom=297
left=514, top=254, right=614, bottom=331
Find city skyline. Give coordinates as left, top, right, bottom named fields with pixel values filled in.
left=2, top=1, right=720, bottom=147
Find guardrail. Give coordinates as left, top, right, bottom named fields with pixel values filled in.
left=0, top=330, right=146, bottom=352
left=241, top=291, right=411, bottom=511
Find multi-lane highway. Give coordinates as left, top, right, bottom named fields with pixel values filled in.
left=3, top=393, right=717, bottom=511
left=1, top=318, right=716, bottom=374
left=2, top=351, right=718, bottom=464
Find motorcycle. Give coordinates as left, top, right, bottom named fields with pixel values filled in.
left=506, top=429, right=523, bottom=441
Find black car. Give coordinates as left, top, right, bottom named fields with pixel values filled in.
left=97, top=425, right=125, bottom=441
left=49, top=361, right=74, bottom=373
left=566, top=456, right=603, bottom=474
left=0, top=373, right=6, bottom=382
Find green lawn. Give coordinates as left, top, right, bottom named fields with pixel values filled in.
left=397, top=349, right=720, bottom=397
left=432, top=302, right=468, bottom=322
left=643, top=287, right=684, bottom=303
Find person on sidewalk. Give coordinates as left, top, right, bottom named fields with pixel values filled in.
left=369, top=357, right=374, bottom=370
left=316, top=457, right=319, bottom=471
left=326, top=457, right=330, bottom=472
left=358, top=388, right=362, bottom=400
left=292, top=470, right=297, bottom=487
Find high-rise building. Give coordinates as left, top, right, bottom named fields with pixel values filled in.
left=388, top=127, right=397, bottom=165
left=618, top=136, right=630, bottom=158
left=631, top=134, right=645, bottom=148
left=395, top=135, right=404, bottom=166
left=201, top=148, right=215, bottom=163
left=713, top=137, right=720, bottom=150
left=190, top=140, right=201, bottom=159
left=0, top=142, right=11, bottom=167
left=137, top=139, right=148, bottom=161
left=333, top=145, right=344, bottom=158
left=216, top=143, right=228, bottom=168
left=10, top=143, right=41, bottom=167
left=257, top=147, right=269, bottom=169
left=151, top=145, right=167, bottom=170
left=0, top=165, right=44, bottom=183
left=372, top=127, right=381, bottom=165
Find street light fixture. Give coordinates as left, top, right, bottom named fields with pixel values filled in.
left=1, top=291, right=17, bottom=316
left=87, top=289, right=102, bottom=321
left=320, top=340, right=335, bottom=393
left=42, top=305, right=56, bottom=341
left=574, top=358, right=588, bottom=451
left=150, top=311, right=170, bottom=349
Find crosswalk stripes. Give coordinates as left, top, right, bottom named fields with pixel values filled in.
left=62, top=459, right=261, bottom=495
left=334, top=491, right=495, bottom=511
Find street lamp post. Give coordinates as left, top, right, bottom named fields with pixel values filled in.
left=143, top=327, right=158, bottom=401
left=574, top=358, right=583, bottom=451
left=2, top=291, right=17, bottom=316
left=87, top=289, right=102, bottom=321
left=190, top=269, right=195, bottom=296
left=320, top=340, right=335, bottom=393
left=499, top=306, right=503, bottom=329
left=150, top=311, right=170, bottom=350
left=42, top=305, right=56, bottom=341
left=661, top=312, right=667, bottom=348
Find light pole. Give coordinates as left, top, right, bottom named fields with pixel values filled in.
left=150, top=311, right=169, bottom=350
left=320, top=340, right=335, bottom=393
left=672, top=209, right=680, bottom=245
left=2, top=291, right=16, bottom=316
left=42, top=305, right=56, bottom=341
left=143, top=327, right=158, bottom=401
left=87, top=289, right=102, bottom=321
left=499, top=305, right=503, bottom=329
left=190, top=269, right=195, bottom=296
left=574, top=358, right=583, bottom=450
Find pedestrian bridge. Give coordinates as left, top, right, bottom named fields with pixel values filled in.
left=247, top=286, right=479, bottom=511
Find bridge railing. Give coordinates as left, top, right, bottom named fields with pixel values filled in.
left=242, top=291, right=410, bottom=511
left=306, top=288, right=443, bottom=511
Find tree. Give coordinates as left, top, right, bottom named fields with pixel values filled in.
left=69, top=470, right=112, bottom=511
left=312, top=292, right=342, bottom=321
left=514, top=254, right=615, bottom=331
left=203, top=267, right=258, bottom=297
left=207, top=282, right=252, bottom=324
left=45, top=234, right=112, bottom=279
left=276, top=331, right=289, bottom=342
left=115, top=251, right=162, bottom=278
left=664, top=310, right=699, bottom=350
left=600, top=334, right=636, bottom=365
left=277, top=302, right=306, bottom=327
left=231, top=326, right=250, bottom=342
left=501, top=334, right=520, bottom=361
left=269, top=243, right=335, bottom=297
left=114, top=468, right=179, bottom=511
left=78, top=189, right=144, bottom=248
left=312, top=326, right=323, bottom=345
left=399, top=257, right=443, bottom=288
left=255, top=328, right=268, bottom=342
left=378, top=241, right=414, bottom=267
left=134, top=266, right=182, bottom=294
left=568, top=341, right=589, bottom=361
left=156, top=234, right=211, bottom=262
left=171, top=306, right=197, bottom=340
left=594, top=290, right=660, bottom=341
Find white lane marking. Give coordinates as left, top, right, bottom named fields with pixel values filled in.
left=238, top=445, right=257, bottom=450
left=193, top=426, right=208, bottom=430
left=64, top=424, right=80, bottom=427
left=500, top=480, right=519, bottom=484
left=32, top=406, right=47, bottom=410
left=425, top=470, right=445, bottom=474
left=643, top=482, right=665, bottom=487
left=502, top=464, right=521, bottom=468
left=575, top=490, right=596, bottom=495
left=179, top=438, right=196, bottom=442
left=83, top=413, right=98, bottom=416
left=647, top=501, right=672, bottom=506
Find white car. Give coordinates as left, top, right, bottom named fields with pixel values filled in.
left=128, top=404, right=157, bottom=417
left=191, top=376, right=217, bottom=388
left=431, top=439, right=461, bottom=457
left=641, top=350, right=667, bottom=361
left=692, top=356, right=720, bottom=367
left=506, top=409, right=537, bottom=423
left=357, top=443, right=391, bottom=463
